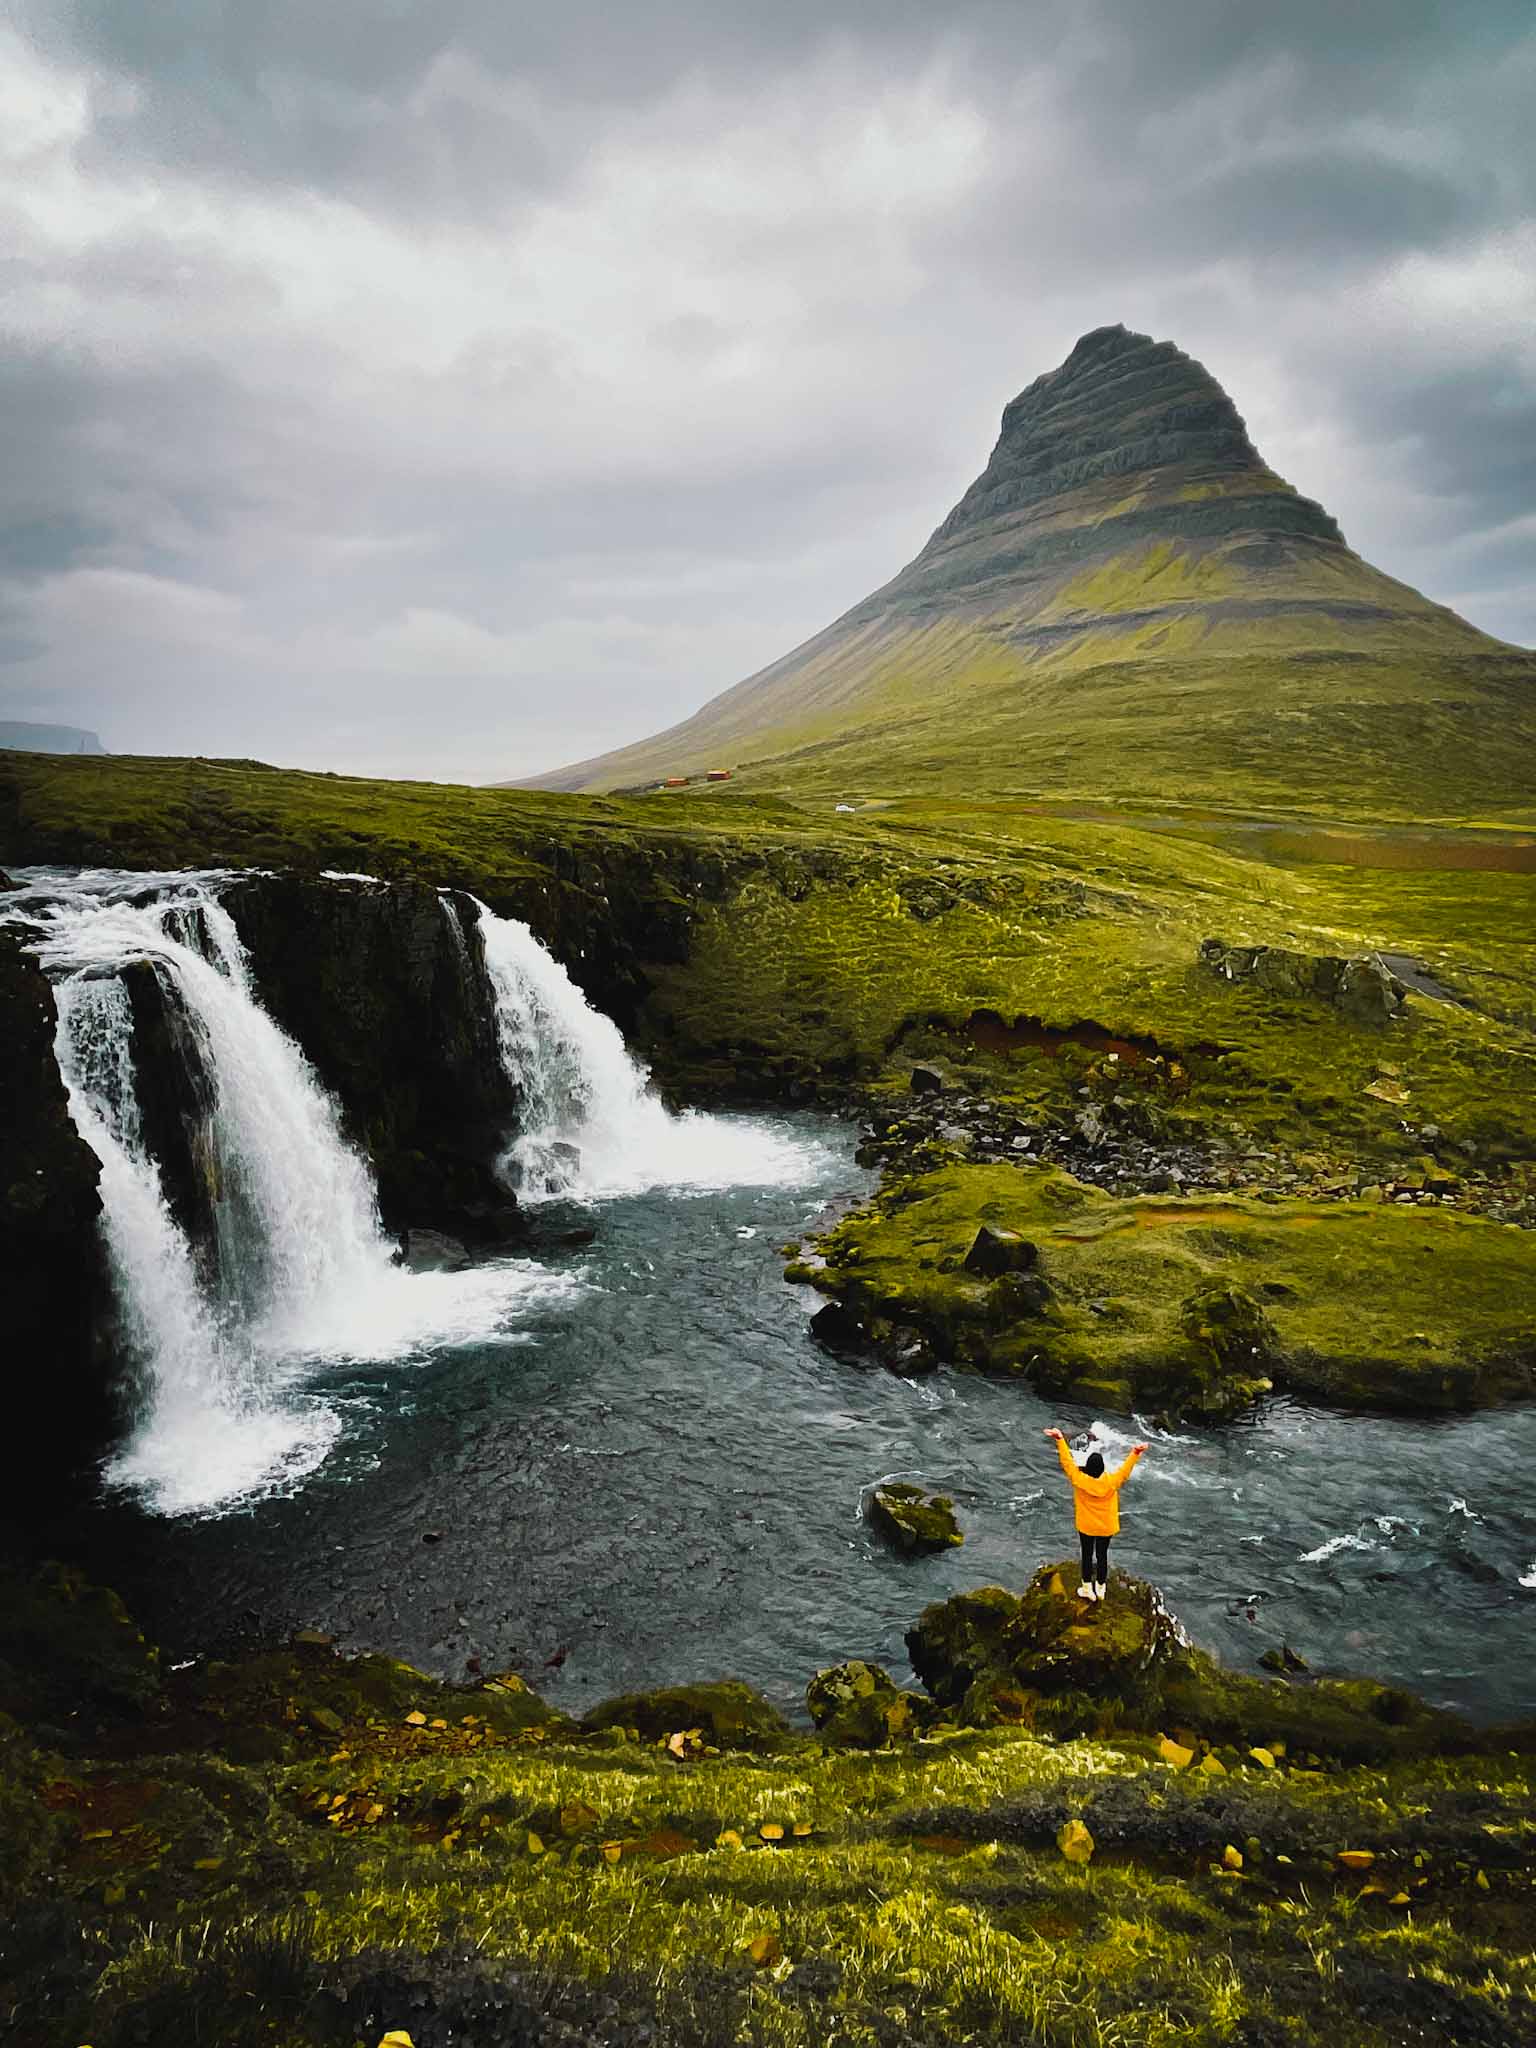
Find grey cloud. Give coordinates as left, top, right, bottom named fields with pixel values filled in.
left=1185, top=154, right=1477, bottom=263
left=25, top=0, right=1529, bottom=220
left=1356, top=354, right=1536, bottom=514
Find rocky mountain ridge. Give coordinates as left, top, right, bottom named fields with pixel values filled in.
left=518, top=325, right=1535, bottom=811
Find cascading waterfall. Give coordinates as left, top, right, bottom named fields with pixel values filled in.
left=472, top=901, right=824, bottom=1199
left=6, top=870, right=579, bottom=1515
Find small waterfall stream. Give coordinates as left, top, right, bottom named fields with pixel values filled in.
left=474, top=902, right=813, bottom=1200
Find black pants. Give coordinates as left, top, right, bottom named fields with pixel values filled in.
left=1080, top=1533, right=1111, bottom=1583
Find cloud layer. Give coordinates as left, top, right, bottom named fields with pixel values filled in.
left=2, top=1, right=1532, bottom=780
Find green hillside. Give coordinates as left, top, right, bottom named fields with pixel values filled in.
left=517, top=326, right=1536, bottom=816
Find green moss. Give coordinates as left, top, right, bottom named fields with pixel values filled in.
left=5, top=1570, right=1532, bottom=2048
left=580, top=1682, right=791, bottom=1753
left=802, top=1162, right=1536, bottom=1414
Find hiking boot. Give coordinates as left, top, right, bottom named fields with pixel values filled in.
left=1076, top=1582, right=1095, bottom=1600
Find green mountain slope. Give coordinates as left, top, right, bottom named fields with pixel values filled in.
left=517, top=325, right=1535, bottom=816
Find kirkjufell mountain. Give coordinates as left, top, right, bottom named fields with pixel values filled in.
left=518, top=325, right=1535, bottom=811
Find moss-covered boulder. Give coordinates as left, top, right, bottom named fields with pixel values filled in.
left=907, top=1568, right=1181, bottom=1731
left=868, top=1482, right=964, bottom=1554
left=1174, top=1283, right=1279, bottom=1418
left=1200, top=938, right=1408, bottom=1026
left=580, top=1681, right=790, bottom=1753
left=906, top=1567, right=1477, bottom=1763
left=805, top=1661, right=921, bottom=1747
left=186, top=1638, right=564, bottom=1760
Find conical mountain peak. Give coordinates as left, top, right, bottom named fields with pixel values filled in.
left=516, top=328, right=1533, bottom=810
left=912, top=325, right=1341, bottom=592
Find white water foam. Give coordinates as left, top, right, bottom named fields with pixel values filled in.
left=1520, top=1563, right=1536, bottom=1590
left=9, top=873, right=582, bottom=1516
left=1299, top=1533, right=1377, bottom=1564
left=473, top=901, right=831, bottom=1200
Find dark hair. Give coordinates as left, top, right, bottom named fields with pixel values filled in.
left=1083, top=1452, right=1105, bottom=1478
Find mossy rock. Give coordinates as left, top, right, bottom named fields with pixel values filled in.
left=805, top=1660, right=921, bottom=1747
left=868, top=1482, right=965, bottom=1554
left=0, top=1562, right=162, bottom=1734
left=907, top=1567, right=1180, bottom=1732
left=905, top=1566, right=1476, bottom=1762
left=580, top=1681, right=790, bottom=1753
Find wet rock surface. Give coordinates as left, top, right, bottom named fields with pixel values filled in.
left=400, top=1228, right=472, bottom=1273
left=225, top=876, right=520, bottom=1241
left=0, top=930, right=114, bottom=1495
left=119, top=955, right=223, bottom=1264
left=867, top=1483, right=965, bottom=1555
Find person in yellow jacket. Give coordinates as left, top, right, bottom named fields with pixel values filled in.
left=1044, top=1427, right=1148, bottom=1601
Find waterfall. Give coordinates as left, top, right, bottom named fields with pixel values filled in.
left=7, top=871, right=577, bottom=1516
left=473, top=902, right=824, bottom=1200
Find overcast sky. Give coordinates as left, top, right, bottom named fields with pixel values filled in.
left=1, top=2, right=1532, bottom=783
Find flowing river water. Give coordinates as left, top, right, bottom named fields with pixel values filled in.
left=8, top=869, right=1536, bottom=1726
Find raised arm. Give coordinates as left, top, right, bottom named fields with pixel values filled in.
left=1044, top=1427, right=1076, bottom=1481
left=1110, top=1443, right=1150, bottom=1489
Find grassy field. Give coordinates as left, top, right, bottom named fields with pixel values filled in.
left=5, top=1569, right=1534, bottom=2048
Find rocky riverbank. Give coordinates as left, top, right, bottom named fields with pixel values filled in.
left=3, top=1559, right=1532, bottom=2048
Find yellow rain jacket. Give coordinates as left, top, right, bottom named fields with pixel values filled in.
left=1056, top=1438, right=1144, bottom=1535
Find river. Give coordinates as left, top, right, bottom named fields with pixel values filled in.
left=9, top=868, right=1536, bottom=1726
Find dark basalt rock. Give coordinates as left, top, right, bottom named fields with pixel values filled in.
left=225, top=877, right=520, bottom=1240
left=962, top=1222, right=1038, bottom=1278
left=808, top=1300, right=870, bottom=1353
left=926, top=325, right=1343, bottom=564
left=0, top=931, right=114, bottom=1496
left=120, top=955, right=222, bottom=1266
left=1200, top=937, right=1408, bottom=1026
